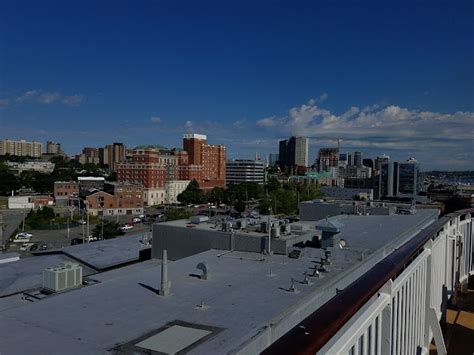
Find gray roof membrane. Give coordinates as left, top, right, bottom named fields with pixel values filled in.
left=0, top=209, right=438, bottom=354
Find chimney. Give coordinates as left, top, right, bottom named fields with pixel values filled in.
left=159, top=249, right=171, bottom=296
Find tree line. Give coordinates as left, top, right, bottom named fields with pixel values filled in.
left=177, top=177, right=323, bottom=215
left=0, top=156, right=115, bottom=195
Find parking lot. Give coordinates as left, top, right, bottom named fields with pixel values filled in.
left=5, top=214, right=152, bottom=254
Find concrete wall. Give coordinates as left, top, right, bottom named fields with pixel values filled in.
left=152, top=223, right=309, bottom=260
left=299, top=201, right=349, bottom=221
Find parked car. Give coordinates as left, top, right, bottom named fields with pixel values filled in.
left=29, top=244, right=39, bottom=251
left=86, top=235, right=98, bottom=242
left=39, top=243, right=48, bottom=250
left=20, top=242, right=35, bottom=251
left=132, top=217, right=142, bottom=223
left=77, top=219, right=87, bottom=225
left=138, top=214, right=146, bottom=219
left=120, top=224, right=134, bottom=231
left=13, top=232, right=33, bottom=243
left=71, top=238, right=84, bottom=245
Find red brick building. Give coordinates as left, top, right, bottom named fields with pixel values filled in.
left=85, top=182, right=144, bottom=216
left=116, top=149, right=178, bottom=188
left=182, top=134, right=226, bottom=189
left=116, top=134, right=226, bottom=203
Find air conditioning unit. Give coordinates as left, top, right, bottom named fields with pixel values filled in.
left=43, top=262, right=83, bottom=292
left=271, top=227, right=280, bottom=238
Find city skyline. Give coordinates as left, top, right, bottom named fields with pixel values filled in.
left=0, top=1, right=473, bottom=170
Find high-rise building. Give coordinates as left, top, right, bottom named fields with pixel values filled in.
left=317, top=148, right=339, bottom=172
left=226, top=159, right=265, bottom=185
left=268, top=153, right=279, bottom=166
left=46, top=141, right=61, bottom=155
left=182, top=134, right=226, bottom=189
left=363, top=158, right=374, bottom=170
left=339, top=153, right=348, bottom=168
left=375, top=154, right=390, bottom=172
left=116, top=149, right=178, bottom=189
left=398, top=158, right=420, bottom=197
left=101, top=143, right=126, bottom=170
left=353, top=151, right=363, bottom=167
left=0, top=139, right=43, bottom=158
left=378, top=158, right=420, bottom=199
left=278, top=136, right=308, bottom=171
left=76, top=147, right=100, bottom=165
left=116, top=148, right=191, bottom=206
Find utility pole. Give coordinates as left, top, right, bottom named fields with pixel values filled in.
left=22, top=205, right=26, bottom=232
left=84, top=200, right=90, bottom=243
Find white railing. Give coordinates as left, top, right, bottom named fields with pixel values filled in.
left=317, top=211, right=473, bottom=355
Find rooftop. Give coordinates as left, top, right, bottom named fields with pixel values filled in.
left=0, top=209, right=438, bottom=354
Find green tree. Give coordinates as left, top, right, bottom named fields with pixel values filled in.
left=266, top=177, right=281, bottom=192
left=92, top=220, right=125, bottom=239
left=177, top=179, right=205, bottom=204
left=106, top=171, right=117, bottom=181
left=234, top=200, right=246, bottom=213
left=207, top=187, right=225, bottom=204
left=0, top=162, right=20, bottom=195
left=164, top=208, right=194, bottom=221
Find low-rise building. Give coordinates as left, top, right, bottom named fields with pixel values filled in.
left=8, top=195, right=54, bottom=209
left=85, top=182, right=144, bottom=216
left=54, top=181, right=80, bottom=199
left=78, top=176, right=105, bottom=191
left=6, top=161, right=55, bottom=174
left=143, top=180, right=190, bottom=206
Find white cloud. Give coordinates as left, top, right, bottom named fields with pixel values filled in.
left=233, top=119, right=246, bottom=129
left=11, top=90, right=85, bottom=107
left=37, top=92, right=60, bottom=104
left=150, top=116, right=162, bottom=123
left=255, top=99, right=474, bottom=169
left=16, top=90, right=40, bottom=103
left=256, top=116, right=281, bottom=127
left=62, top=94, right=85, bottom=107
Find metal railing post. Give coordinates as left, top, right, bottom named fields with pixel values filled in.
left=379, top=279, right=393, bottom=354
left=423, top=239, right=433, bottom=351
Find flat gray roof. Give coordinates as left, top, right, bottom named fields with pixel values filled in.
left=0, top=254, right=96, bottom=297
left=60, top=233, right=149, bottom=270
left=0, top=233, right=150, bottom=298
left=0, top=210, right=438, bottom=354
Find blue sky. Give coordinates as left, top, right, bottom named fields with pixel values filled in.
left=0, top=0, right=473, bottom=170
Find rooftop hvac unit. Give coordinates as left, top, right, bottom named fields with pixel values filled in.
left=222, top=221, right=232, bottom=232
left=280, top=224, right=291, bottom=235
left=43, top=262, right=83, bottom=293
left=236, top=219, right=247, bottom=229
left=271, top=227, right=280, bottom=238
left=190, top=215, right=209, bottom=224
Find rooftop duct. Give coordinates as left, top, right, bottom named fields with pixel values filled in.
left=196, top=262, right=209, bottom=280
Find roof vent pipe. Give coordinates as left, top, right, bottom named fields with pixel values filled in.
left=159, top=249, right=171, bottom=297
left=197, top=262, right=210, bottom=280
